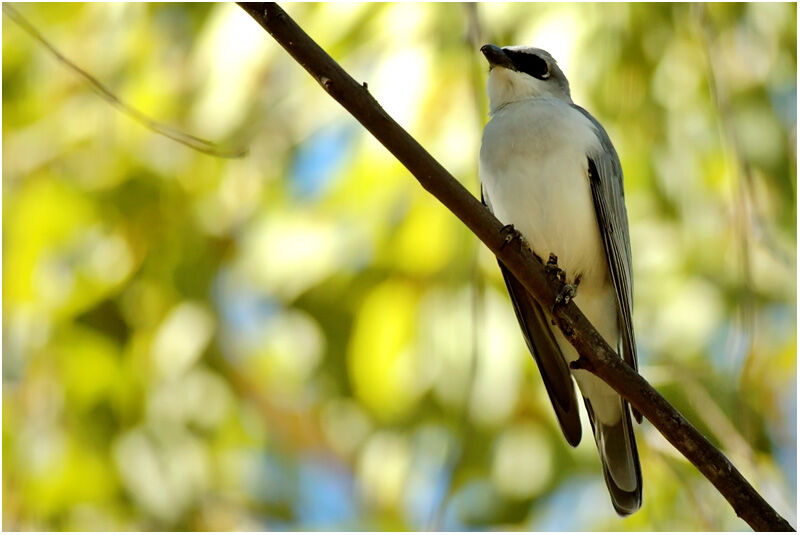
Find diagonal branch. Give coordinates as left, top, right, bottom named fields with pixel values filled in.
left=237, top=2, right=794, bottom=531
left=3, top=3, right=247, bottom=159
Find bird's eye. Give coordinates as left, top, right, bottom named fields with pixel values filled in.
left=504, top=50, right=550, bottom=80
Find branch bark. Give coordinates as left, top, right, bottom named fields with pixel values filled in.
left=237, top=3, right=794, bottom=531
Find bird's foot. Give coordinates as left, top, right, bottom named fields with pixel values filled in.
left=546, top=253, right=580, bottom=310
left=555, top=282, right=578, bottom=306
left=545, top=253, right=565, bottom=282
left=499, top=224, right=528, bottom=251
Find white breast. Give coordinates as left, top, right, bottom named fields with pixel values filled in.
left=479, top=97, right=609, bottom=290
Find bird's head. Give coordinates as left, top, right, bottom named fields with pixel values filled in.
left=480, top=44, right=572, bottom=113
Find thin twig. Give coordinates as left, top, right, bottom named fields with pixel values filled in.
left=237, top=3, right=795, bottom=531
left=3, top=4, right=248, bottom=159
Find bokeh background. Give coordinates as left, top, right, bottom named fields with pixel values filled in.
left=2, top=2, right=796, bottom=531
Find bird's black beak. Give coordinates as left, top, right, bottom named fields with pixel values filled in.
left=481, top=44, right=515, bottom=70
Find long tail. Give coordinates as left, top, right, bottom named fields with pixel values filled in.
left=584, top=398, right=642, bottom=516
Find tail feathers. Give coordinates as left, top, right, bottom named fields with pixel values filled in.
left=584, top=399, right=642, bottom=516
left=497, top=263, right=582, bottom=447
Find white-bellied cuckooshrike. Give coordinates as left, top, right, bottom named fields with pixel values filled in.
left=478, top=44, right=642, bottom=515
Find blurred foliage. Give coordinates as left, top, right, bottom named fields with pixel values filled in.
left=2, top=2, right=796, bottom=531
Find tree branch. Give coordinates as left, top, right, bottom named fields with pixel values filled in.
left=3, top=4, right=247, bottom=159
left=237, top=2, right=794, bottom=531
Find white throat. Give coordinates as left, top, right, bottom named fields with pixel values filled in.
left=487, top=67, right=571, bottom=115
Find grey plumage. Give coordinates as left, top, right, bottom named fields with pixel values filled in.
left=479, top=44, right=642, bottom=515
left=576, top=107, right=639, bottom=382
left=577, top=106, right=643, bottom=425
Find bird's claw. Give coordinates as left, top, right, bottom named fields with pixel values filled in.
left=555, top=283, right=577, bottom=306
left=545, top=253, right=564, bottom=281
left=499, top=224, right=528, bottom=251
left=546, top=253, right=580, bottom=310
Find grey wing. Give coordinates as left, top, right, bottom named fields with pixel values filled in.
left=482, top=186, right=582, bottom=446
left=572, top=105, right=641, bottom=423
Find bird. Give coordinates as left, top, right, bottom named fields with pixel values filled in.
left=478, top=44, right=642, bottom=515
